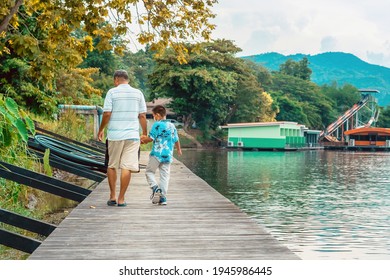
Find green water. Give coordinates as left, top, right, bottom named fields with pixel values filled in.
left=178, top=149, right=390, bottom=260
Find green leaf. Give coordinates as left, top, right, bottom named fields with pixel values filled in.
left=43, top=149, right=53, bottom=177
left=5, top=97, right=19, bottom=117
left=18, top=110, right=36, bottom=135
left=24, top=116, right=36, bottom=135
left=0, top=105, right=6, bottom=117
left=10, top=149, right=16, bottom=160
left=4, top=110, right=16, bottom=124
left=13, top=118, right=28, bottom=142
left=0, top=127, right=12, bottom=147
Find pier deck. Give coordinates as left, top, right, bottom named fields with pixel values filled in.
left=29, top=152, right=299, bottom=260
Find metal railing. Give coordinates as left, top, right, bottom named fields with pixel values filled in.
left=1, top=127, right=107, bottom=255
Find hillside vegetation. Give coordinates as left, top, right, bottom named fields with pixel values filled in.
left=243, top=52, right=390, bottom=106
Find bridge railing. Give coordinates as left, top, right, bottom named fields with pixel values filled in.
left=0, top=127, right=107, bottom=256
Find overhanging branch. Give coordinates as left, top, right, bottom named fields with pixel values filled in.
left=0, top=0, right=24, bottom=33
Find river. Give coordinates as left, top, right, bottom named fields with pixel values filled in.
left=177, top=149, right=390, bottom=260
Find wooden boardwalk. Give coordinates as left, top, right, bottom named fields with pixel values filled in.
left=29, top=152, right=299, bottom=260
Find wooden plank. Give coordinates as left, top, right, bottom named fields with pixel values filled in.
left=29, top=152, right=299, bottom=260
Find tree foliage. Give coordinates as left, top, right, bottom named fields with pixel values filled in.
left=120, top=48, right=156, bottom=98
left=0, top=95, right=35, bottom=147
left=320, top=82, right=361, bottom=112
left=0, top=56, right=58, bottom=115
left=0, top=0, right=217, bottom=86
left=149, top=40, right=276, bottom=133
left=79, top=38, right=119, bottom=77
left=0, top=1, right=218, bottom=117
left=376, top=106, right=390, bottom=128
left=266, top=72, right=335, bottom=129
left=56, top=68, right=102, bottom=105
left=270, top=93, right=309, bottom=125
left=279, top=57, right=312, bottom=81
left=149, top=41, right=237, bottom=131
left=227, top=60, right=276, bottom=123
left=80, top=47, right=156, bottom=100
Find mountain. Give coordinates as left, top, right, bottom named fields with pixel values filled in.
left=242, top=52, right=390, bottom=106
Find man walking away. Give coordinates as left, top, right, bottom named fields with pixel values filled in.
left=98, top=70, right=147, bottom=207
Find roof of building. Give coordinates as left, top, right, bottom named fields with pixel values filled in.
left=221, top=121, right=306, bottom=129
left=344, top=127, right=390, bottom=135
left=146, top=98, right=175, bottom=115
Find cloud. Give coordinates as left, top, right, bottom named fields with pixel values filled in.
left=210, top=0, right=390, bottom=67
left=244, top=29, right=279, bottom=54
left=320, top=36, right=338, bottom=52
left=367, top=52, right=385, bottom=65
left=366, top=49, right=390, bottom=68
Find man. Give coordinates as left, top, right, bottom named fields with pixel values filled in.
left=98, top=70, right=147, bottom=207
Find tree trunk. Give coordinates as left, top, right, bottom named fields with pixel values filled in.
left=182, top=113, right=193, bottom=133
left=178, top=129, right=202, bottom=148
left=0, top=0, right=24, bottom=34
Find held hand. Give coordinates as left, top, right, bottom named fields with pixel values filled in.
left=177, top=149, right=182, bottom=156
left=98, top=130, right=104, bottom=142
left=140, top=134, right=148, bottom=144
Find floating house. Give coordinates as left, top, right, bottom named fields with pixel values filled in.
left=344, top=127, right=390, bottom=148
left=222, top=122, right=321, bottom=150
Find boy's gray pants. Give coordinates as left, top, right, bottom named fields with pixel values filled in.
left=145, top=155, right=171, bottom=196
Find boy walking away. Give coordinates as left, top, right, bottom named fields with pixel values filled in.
left=141, top=105, right=182, bottom=205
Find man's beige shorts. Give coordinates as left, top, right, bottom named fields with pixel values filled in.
left=107, top=140, right=139, bottom=171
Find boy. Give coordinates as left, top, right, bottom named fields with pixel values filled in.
left=141, top=105, right=182, bottom=205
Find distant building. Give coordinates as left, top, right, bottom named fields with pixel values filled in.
left=146, top=98, right=176, bottom=118
left=344, top=127, right=390, bottom=148
left=222, top=121, right=321, bottom=150
left=145, top=98, right=180, bottom=130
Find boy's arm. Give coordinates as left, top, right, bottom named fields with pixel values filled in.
left=141, top=121, right=156, bottom=144
left=175, top=140, right=182, bottom=156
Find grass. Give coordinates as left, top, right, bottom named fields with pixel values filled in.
left=0, top=111, right=96, bottom=260
left=1, top=112, right=202, bottom=259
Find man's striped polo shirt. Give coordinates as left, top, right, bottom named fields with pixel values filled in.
left=103, top=84, right=147, bottom=141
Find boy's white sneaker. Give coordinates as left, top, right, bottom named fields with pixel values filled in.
left=159, top=196, right=167, bottom=206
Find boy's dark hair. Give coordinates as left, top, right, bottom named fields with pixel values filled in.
left=152, top=105, right=166, bottom=117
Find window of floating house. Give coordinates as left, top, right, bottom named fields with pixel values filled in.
left=292, top=129, right=297, bottom=136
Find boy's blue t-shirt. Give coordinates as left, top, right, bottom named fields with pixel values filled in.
left=149, top=120, right=179, bottom=163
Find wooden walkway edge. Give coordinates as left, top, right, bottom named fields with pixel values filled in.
left=29, top=152, right=299, bottom=260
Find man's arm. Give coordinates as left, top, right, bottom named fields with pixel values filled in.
left=138, top=112, right=147, bottom=136
left=98, top=111, right=112, bottom=141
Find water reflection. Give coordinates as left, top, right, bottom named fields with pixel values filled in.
left=178, top=149, right=390, bottom=259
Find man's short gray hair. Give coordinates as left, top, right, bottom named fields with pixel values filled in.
left=114, top=70, right=129, bottom=80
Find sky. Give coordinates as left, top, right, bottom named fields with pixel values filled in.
left=210, top=0, right=390, bottom=68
